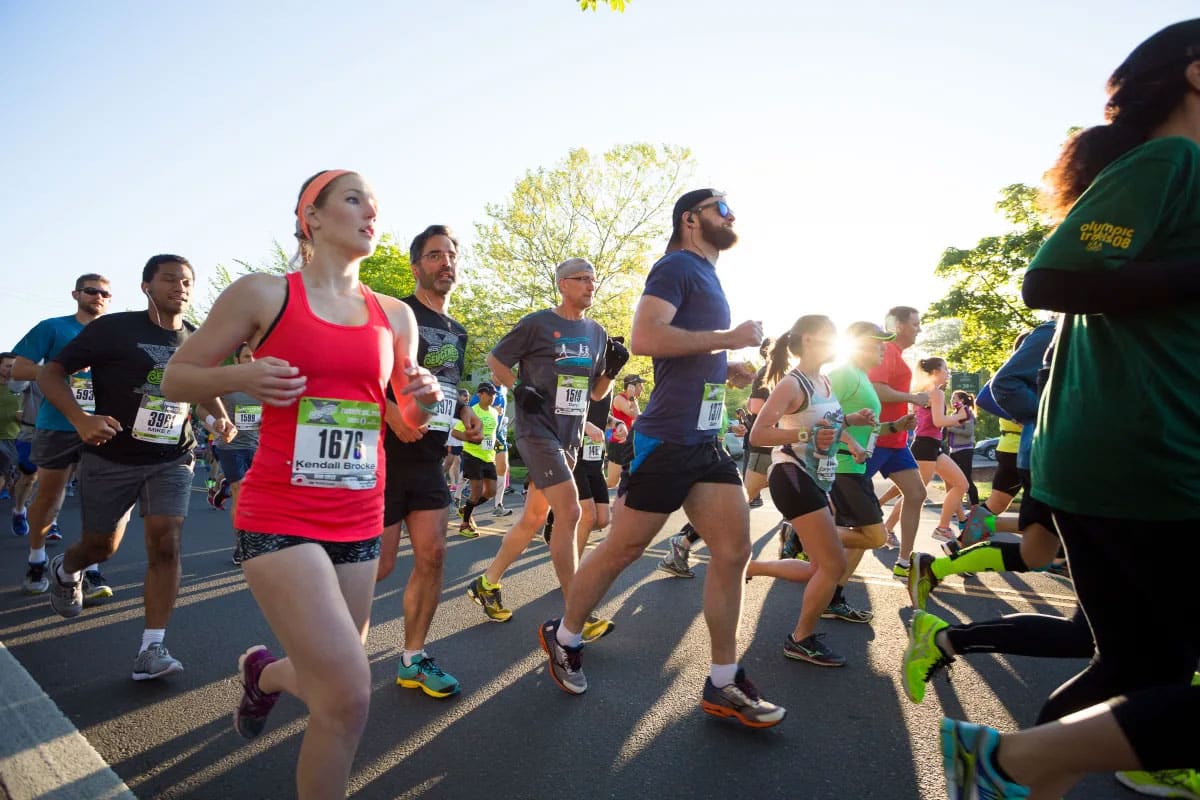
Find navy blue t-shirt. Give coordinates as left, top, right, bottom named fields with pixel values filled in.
left=634, top=250, right=731, bottom=446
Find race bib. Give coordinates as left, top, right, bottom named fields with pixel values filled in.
left=234, top=404, right=263, bottom=431
left=426, top=380, right=459, bottom=433
left=132, top=395, right=189, bottom=444
left=696, top=383, right=726, bottom=431
left=480, top=435, right=495, bottom=451
left=70, top=376, right=95, bottom=413
left=816, top=455, right=838, bottom=483
left=555, top=375, right=588, bottom=416
left=291, top=398, right=380, bottom=490
left=583, top=441, right=604, bottom=462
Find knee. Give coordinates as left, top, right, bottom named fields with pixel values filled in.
left=412, top=541, right=445, bottom=575
left=145, top=531, right=181, bottom=565
left=82, top=534, right=120, bottom=561
left=905, top=482, right=928, bottom=504
left=556, top=505, right=581, bottom=531
left=860, top=525, right=887, bottom=550
left=708, top=537, right=751, bottom=569
left=309, top=675, right=371, bottom=736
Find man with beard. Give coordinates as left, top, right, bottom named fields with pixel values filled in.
left=12, top=273, right=112, bottom=598
left=376, top=225, right=481, bottom=698
left=39, top=255, right=234, bottom=681
left=538, top=190, right=786, bottom=729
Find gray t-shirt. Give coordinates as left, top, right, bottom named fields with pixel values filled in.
left=491, top=309, right=607, bottom=448
left=222, top=391, right=262, bottom=451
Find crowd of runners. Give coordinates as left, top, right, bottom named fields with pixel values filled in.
left=1, top=18, right=1198, bottom=800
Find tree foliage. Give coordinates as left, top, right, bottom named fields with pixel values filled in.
left=454, top=143, right=696, bottom=388
left=579, top=0, right=628, bottom=11
left=925, top=184, right=1051, bottom=374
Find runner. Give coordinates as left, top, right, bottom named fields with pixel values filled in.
left=217, top=342, right=261, bottom=564
left=374, top=224, right=479, bottom=700
left=742, top=316, right=877, bottom=666
left=946, top=391, right=979, bottom=509
left=0, top=354, right=24, bottom=504
left=943, top=21, right=1200, bottom=797
left=39, top=255, right=231, bottom=683
left=454, top=382, right=498, bottom=538
left=864, top=305, right=930, bottom=577
left=161, top=170, right=443, bottom=798
left=605, top=374, right=641, bottom=488
left=540, top=189, right=786, bottom=728
left=9, top=380, right=40, bottom=533
left=12, top=273, right=112, bottom=597
left=742, top=339, right=774, bottom=508
left=444, top=387, right=470, bottom=497
left=466, top=257, right=620, bottom=635
left=489, top=384, right=514, bottom=516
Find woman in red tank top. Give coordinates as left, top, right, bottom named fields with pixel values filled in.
left=162, top=171, right=442, bottom=799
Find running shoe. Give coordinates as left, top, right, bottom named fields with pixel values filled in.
left=908, top=551, right=940, bottom=611
left=538, top=618, right=587, bottom=695
left=231, top=541, right=243, bottom=566
left=214, top=480, right=231, bottom=511
left=22, top=560, right=49, bottom=594
left=207, top=485, right=219, bottom=508
left=45, top=522, right=62, bottom=542
left=883, top=529, right=900, bottom=549
left=581, top=615, right=615, bottom=643
left=700, top=667, right=787, bottom=727
left=821, top=601, right=873, bottom=623
left=1116, top=769, right=1200, bottom=799
left=657, top=534, right=694, bottom=578
left=234, top=645, right=280, bottom=739
left=748, top=496, right=764, bottom=509
left=48, top=554, right=82, bottom=618
left=12, top=511, right=29, bottom=537
left=467, top=576, right=512, bottom=622
left=957, top=505, right=994, bottom=547
left=82, top=570, right=113, bottom=604
left=492, top=506, right=513, bottom=517
left=940, top=718, right=1030, bottom=799
left=459, top=520, right=478, bottom=538
left=132, top=642, right=184, bottom=681
left=940, top=538, right=961, bottom=558
left=778, top=522, right=802, bottom=560
left=783, top=633, right=846, bottom=666
left=892, top=562, right=909, bottom=580
left=396, top=655, right=461, bottom=698
left=931, top=526, right=955, bottom=545
left=541, top=517, right=554, bottom=545
left=902, top=609, right=953, bottom=704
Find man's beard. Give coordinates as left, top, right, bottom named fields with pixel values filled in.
left=700, top=216, right=738, bottom=251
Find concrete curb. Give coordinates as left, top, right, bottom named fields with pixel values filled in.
left=0, top=642, right=136, bottom=800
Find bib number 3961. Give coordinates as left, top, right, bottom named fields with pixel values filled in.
left=696, top=383, right=726, bottom=431
left=292, top=398, right=380, bottom=490
left=555, top=375, right=588, bottom=416
left=132, top=395, right=189, bottom=444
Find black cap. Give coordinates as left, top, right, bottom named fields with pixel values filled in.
left=845, top=321, right=897, bottom=341
left=476, top=381, right=496, bottom=394
left=1118, top=19, right=1200, bottom=82
left=622, top=374, right=644, bottom=387
left=671, top=188, right=724, bottom=231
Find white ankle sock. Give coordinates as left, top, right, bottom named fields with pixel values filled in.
left=28, top=547, right=46, bottom=564
left=85, top=563, right=99, bottom=573
left=709, top=663, right=738, bottom=688
left=402, top=649, right=426, bottom=667
left=140, top=629, right=165, bottom=654
left=556, top=623, right=582, bottom=649
left=57, top=562, right=80, bottom=584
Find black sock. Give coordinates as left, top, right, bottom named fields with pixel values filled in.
left=683, top=523, right=701, bottom=544
left=463, top=500, right=478, bottom=523
left=832, top=585, right=845, bottom=604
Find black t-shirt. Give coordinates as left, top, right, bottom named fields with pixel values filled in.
left=746, top=366, right=771, bottom=455
left=587, top=392, right=612, bottom=431
left=384, top=295, right=468, bottom=465
left=53, top=311, right=195, bottom=465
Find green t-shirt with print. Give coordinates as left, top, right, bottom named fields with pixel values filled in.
left=829, top=363, right=881, bottom=475
left=0, top=385, right=20, bottom=440
left=456, top=404, right=499, bottom=464
left=1028, top=136, right=1200, bottom=520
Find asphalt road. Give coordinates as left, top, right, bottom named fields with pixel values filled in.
left=0, top=472, right=1138, bottom=800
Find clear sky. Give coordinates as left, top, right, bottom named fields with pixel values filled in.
left=2, top=2, right=1194, bottom=352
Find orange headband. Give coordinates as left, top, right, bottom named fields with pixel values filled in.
left=295, top=169, right=352, bottom=240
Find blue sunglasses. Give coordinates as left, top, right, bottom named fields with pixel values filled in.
left=691, top=199, right=732, bottom=219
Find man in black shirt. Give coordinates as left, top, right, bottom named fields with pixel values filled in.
left=377, top=226, right=481, bottom=699
left=39, top=255, right=233, bottom=682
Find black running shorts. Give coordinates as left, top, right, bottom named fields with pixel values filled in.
left=383, top=460, right=451, bottom=528
left=829, top=473, right=883, bottom=527
left=910, top=435, right=943, bottom=462
left=574, top=458, right=609, bottom=505
left=768, top=461, right=830, bottom=520
left=624, top=435, right=741, bottom=514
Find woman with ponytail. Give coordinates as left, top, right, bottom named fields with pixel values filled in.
left=748, top=316, right=877, bottom=667
left=941, top=21, right=1200, bottom=799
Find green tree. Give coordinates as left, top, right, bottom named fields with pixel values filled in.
left=455, top=143, right=695, bottom=390
left=579, top=0, right=628, bottom=11
left=924, top=184, right=1051, bottom=374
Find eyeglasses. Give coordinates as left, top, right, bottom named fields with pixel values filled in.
left=691, top=199, right=732, bottom=219
left=421, top=250, right=457, bottom=263
left=563, top=275, right=596, bottom=285
left=78, top=287, right=112, bottom=298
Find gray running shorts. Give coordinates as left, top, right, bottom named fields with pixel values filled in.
left=32, top=429, right=85, bottom=470
left=79, top=451, right=195, bottom=533
left=518, top=436, right=577, bottom=491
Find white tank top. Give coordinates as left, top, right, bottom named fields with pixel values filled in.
left=771, top=369, right=845, bottom=490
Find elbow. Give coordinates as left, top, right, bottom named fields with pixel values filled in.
left=629, top=330, right=650, bottom=357
left=160, top=365, right=184, bottom=401
left=748, top=428, right=766, bottom=448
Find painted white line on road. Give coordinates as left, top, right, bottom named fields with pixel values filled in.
left=0, top=642, right=137, bottom=800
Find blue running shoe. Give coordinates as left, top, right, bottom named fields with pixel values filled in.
left=940, top=718, right=1030, bottom=799
left=12, top=511, right=29, bottom=537
left=396, top=654, right=461, bottom=698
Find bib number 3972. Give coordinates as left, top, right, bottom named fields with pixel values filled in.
left=292, top=397, right=380, bottom=490
left=555, top=375, right=588, bottom=416
left=132, top=395, right=189, bottom=444
left=696, top=383, right=726, bottom=431
left=427, top=380, right=459, bottom=433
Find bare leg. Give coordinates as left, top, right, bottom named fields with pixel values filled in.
left=933, top=453, right=968, bottom=529
left=682, top=483, right=752, bottom=665
left=142, top=516, right=183, bottom=629
left=889, top=468, right=929, bottom=562
left=401, top=507, right=448, bottom=651
left=27, top=466, right=70, bottom=551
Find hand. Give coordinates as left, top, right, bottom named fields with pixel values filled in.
left=812, top=420, right=837, bottom=453
left=852, top=446, right=869, bottom=464
left=911, top=391, right=930, bottom=408
left=75, top=413, right=122, bottom=446
left=730, top=422, right=747, bottom=437
left=460, top=409, right=483, bottom=443
left=385, top=399, right=427, bottom=443
left=726, top=320, right=764, bottom=350
left=846, top=409, right=877, bottom=427
left=513, top=383, right=546, bottom=413
left=212, top=417, right=238, bottom=444
left=239, top=357, right=307, bottom=407
left=398, top=362, right=442, bottom=407
left=726, top=361, right=756, bottom=388
left=584, top=422, right=604, bottom=443
left=603, top=336, right=630, bottom=379
left=893, top=413, right=917, bottom=433
left=612, top=421, right=628, bottom=443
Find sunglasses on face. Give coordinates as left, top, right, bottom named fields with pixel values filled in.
left=78, top=287, right=112, bottom=298
left=691, top=199, right=732, bottom=219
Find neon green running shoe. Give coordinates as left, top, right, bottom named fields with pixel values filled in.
left=908, top=551, right=940, bottom=611
left=1116, top=769, right=1200, bottom=799
left=892, top=562, right=909, bottom=580
left=902, top=609, right=953, bottom=704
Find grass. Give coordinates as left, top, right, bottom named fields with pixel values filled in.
left=509, top=465, right=529, bottom=482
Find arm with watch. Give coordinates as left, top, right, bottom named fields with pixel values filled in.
left=747, top=378, right=838, bottom=452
